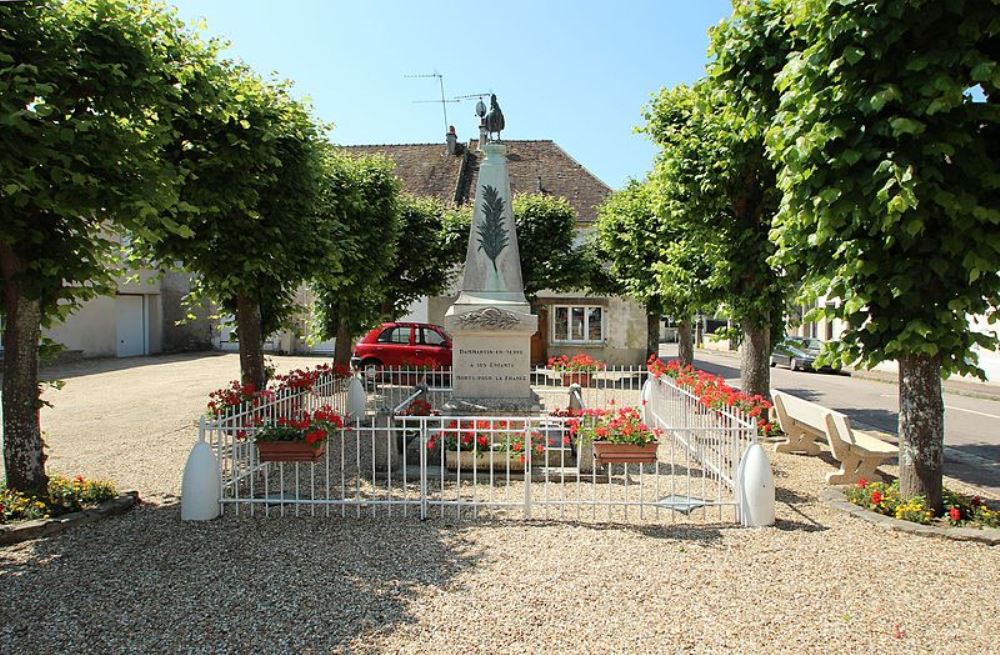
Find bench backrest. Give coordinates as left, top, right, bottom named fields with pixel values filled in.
left=823, top=411, right=855, bottom=461
left=772, top=391, right=829, bottom=434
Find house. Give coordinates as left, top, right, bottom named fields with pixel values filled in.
left=317, top=126, right=648, bottom=365
left=0, top=258, right=213, bottom=362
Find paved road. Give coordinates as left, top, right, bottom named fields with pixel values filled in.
left=660, top=344, right=1000, bottom=494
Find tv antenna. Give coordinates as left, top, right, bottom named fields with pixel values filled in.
left=453, top=92, right=493, bottom=118
left=406, top=71, right=456, bottom=135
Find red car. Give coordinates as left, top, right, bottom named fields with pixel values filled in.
left=351, top=322, right=452, bottom=369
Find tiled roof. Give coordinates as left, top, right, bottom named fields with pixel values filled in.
left=338, top=143, right=468, bottom=205
left=338, top=139, right=611, bottom=224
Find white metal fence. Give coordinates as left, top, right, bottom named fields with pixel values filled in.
left=203, top=366, right=757, bottom=524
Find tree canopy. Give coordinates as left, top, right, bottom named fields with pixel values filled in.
left=767, top=0, right=1000, bottom=508
left=378, top=194, right=468, bottom=320
left=1, top=0, right=210, bottom=494
left=313, top=152, right=401, bottom=365
left=139, top=64, right=330, bottom=390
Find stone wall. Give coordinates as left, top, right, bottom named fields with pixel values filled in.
left=160, top=271, right=214, bottom=352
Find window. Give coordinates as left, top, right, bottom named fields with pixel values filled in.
left=377, top=326, right=411, bottom=344
left=418, top=327, right=447, bottom=346
left=552, top=305, right=604, bottom=343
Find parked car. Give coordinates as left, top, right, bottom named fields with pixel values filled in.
left=771, top=336, right=826, bottom=371
left=351, top=322, right=452, bottom=370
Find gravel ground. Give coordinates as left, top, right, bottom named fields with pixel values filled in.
left=2, top=353, right=998, bottom=654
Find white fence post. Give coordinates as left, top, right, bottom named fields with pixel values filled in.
left=181, top=416, right=222, bottom=521
left=736, top=443, right=775, bottom=527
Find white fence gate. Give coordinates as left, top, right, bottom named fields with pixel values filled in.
left=203, top=367, right=758, bottom=525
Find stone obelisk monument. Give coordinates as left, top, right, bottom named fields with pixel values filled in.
left=444, top=119, right=538, bottom=412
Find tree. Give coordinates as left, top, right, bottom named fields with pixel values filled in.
left=644, top=79, right=786, bottom=396
left=141, top=64, right=329, bottom=391
left=595, top=181, right=662, bottom=359
left=0, top=0, right=207, bottom=494
left=768, top=0, right=999, bottom=510
left=512, top=194, right=591, bottom=299
left=377, top=194, right=468, bottom=319
left=313, top=152, right=401, bottom=366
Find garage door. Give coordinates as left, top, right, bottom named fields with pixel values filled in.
left=116, top=295, right=147, bottom=357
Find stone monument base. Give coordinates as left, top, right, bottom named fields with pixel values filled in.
left=442, top=392, right=544, bottom=416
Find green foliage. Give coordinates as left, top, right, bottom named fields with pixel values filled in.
left=378, top=194, right=467, bottom=320
left=476, top=185, right=509, bottom=273
left=643, top=79, right=786, bottom=343
left=313, top=152, right=401, bottom=341
left=137, top=61, right=330, bottom=344
left=768, top=0, right=1000, bottom=378
left=511, top=193, right=589, bottom=298
left=595, top=179, right=718, bottom=319
left=435, top=193, right=588, bottom=300
left=0, top=0, right=209, bottom=324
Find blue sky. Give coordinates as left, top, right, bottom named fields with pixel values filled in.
left=169, top=0, right=734, bottom=189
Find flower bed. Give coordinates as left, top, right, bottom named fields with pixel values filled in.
left=207, top=363, right=350, bottom=417
left=427, top=420, right=549, bottom=466
left=397, top=398, right=437, bottom=417
left=647, top=356, right=778, bottom=436
left=548, top=354, right=605, bottom=373
left=846, top=479, right=1000, bottom=529
left=234, top=406, right=347, bottom=463
left=1, top=475, right=118, bottom=524
left=567, top=405, right=661, bottom=465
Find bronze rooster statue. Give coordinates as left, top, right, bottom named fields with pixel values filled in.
left=485, top=94, right=505, bottom=141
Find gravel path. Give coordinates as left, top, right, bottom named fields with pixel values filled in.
left=2, top=353, right=998, bottom=653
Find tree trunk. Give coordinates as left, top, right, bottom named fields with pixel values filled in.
left=235, top=293, right=266, bottom=391
left=333, top=318, right=353, bottom=368
left=677, top=317, right=694, bottom=367
left=379, top=299, right=394, bottom=321
left=740, top=317, right=770, bottom=399
left=1, top=246, right=48, bottom=496
left=645, top=310, right=660, bottom=361
left=898, top=354, right=944, bottom=512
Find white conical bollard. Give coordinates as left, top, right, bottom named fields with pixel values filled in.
left=181, top=441, right=221, bottom=521
left=346, top=375, right=367, bottom=419
left=641, top=378, right=653, bottom=426
left=736, top=443, right=775, bottom=527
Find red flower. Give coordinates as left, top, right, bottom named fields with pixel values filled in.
left=949, top=507, right=961, bottom=522
left=871, top=490, right=882, bottom=505
left=857, top=478, right=868, bottom=488
left=304, top=428, right=327, bottom=446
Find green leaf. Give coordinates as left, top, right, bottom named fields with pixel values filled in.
left=889, top=117, right=925, bottom=136
left=843, top=45, right=865, bottom=65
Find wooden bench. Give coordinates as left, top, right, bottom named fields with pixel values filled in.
left=772, top=391, right=896, bottom=485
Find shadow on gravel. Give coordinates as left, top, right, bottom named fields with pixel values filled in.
left=461, top=519, right=730, bottom=545
left=0, top=504, right=479, bottom=653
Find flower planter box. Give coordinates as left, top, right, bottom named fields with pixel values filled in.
left=560, top=372, right=593, bottom=387
left=256, top=441, right=326, bottom=463
left=592, top=441, right=659, bottom=466
left=445, top=450, right=526, bottom=472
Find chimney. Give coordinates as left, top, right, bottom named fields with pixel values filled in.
left=446, top=125, right=458, bottom=155
left=478, top=118, right=488, bottom=150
